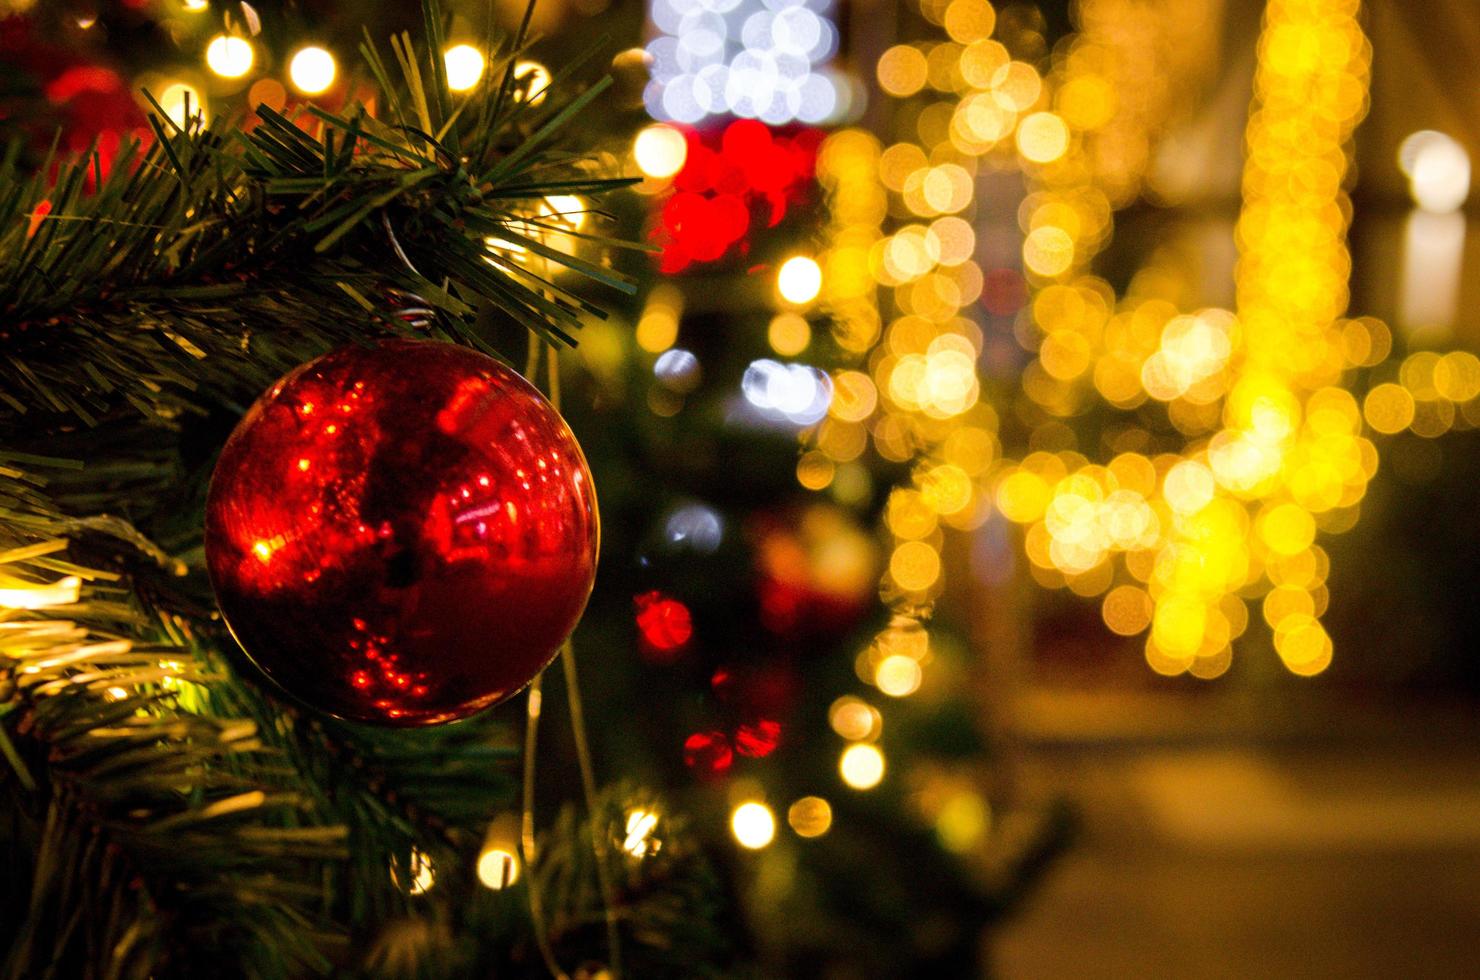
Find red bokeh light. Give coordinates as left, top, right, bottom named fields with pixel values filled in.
left=651, top=121, right=823, bottom=274
left=733, top=719, right=781, bottom=758
left=635, top=590, right=693, bottom=661
left=683, top=730, right=733, bottom=775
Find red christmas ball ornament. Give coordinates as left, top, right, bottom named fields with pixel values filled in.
left=205, top=339, right=598, bottom=726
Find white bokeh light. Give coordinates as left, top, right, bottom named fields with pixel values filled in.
left=741, top=359, right=832, bottom=425
left=646, top=0, right=841, bottom=125
left=1401, top=131, right=1470, bottom=214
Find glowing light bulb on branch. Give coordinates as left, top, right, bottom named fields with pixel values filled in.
left=157, top=83, right=204, bottom=127
left=205, top=35, right=254, bottom=79
left=476, top=813, right=522, bottom=889
left=289, top=46, right=336, bottom=95
left=622, top=809, right=660, bottom=857
left=444, top=44, right=485, bottom=92
left=633, top=123, right=687, bottom=178
left=512, top=60, right=550, bottom=105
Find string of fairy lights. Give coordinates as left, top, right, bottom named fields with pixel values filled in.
left=152, top=8, right=550, bottom=129
left=706, top=0, right=1476, bottom=853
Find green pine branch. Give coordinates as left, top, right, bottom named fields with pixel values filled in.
left=0, top=2, right=638, bottom=429
left=0, top=465, right=345, bottom=980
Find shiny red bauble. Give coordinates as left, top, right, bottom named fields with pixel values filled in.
left=205, top=339, right=598, bottom=726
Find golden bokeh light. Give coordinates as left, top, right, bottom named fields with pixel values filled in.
left=288, top=46, right=336, bottom=94
left=828, top=695, right=882, bottom=741
left=157, top=83, right=205, bottom=127
left=768, top=313, right=812, bottom=356
left=730, top=801, right=777, bottom=849
left=633, top=123, right=688, bottom=179
left=205, top=35, right=254, bottom=79
left=840, top=743, right=885, bottom=790
left=787, top=796, right=834, bottom=838
left=876, top=45, right=929, bottom=98
left=512, top=60, right=550, bottom=105
left=443, top=44, right=486, bottom=92
left=777, top=256, right=824, bottom=305
left=1016, top=112, right=1070, bottom=164
left=476, top=848, right=519, bottom=889
left=874, top=653, right=923, bottom=697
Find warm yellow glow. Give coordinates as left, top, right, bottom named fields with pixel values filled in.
left=777, top=256, right=823, bottom=305
left=444, top=45, right=486, bottom=92
left=874, top=653, right=923, bottom=697
left=0, top=575, right=80, bottom=609
left=205, top=35, right=254, bottom=79
left=622, top=809, right=659, bottom=857
left=1402, top=130, right=1469, bottom=213
left=787, top=796, right=833, bottom=838
left=633, top=123, right=688, bottom=178
left=889, top=540, right=941, bottom=591
left=943, top=0, right=996, bottom=43
left=828, top=695, right=881, bottom=741
left=1016, top=112, right=1070, bottom=164
left=636, top=284, right=683, bottom=353
left=541, top=194, right=586, bottom=231
left=476, top=848, right=520, bottom=889
left=1023, top=226, right=1073, bottom=276
left=182, top=0, right=208, bottom=10
left=1102, top=584, right=1152, bottom=636
left=876, top=45, right=928, bottom=98
left=288, top=46, right=337, bottom=95
left=730, top=801, right=776, bottom=849
left=399, top=848, right=436, bottom=895
left=796, top=451, right=835, bottom=490
left=513, top=60, right=550, bottom=105
left=840, top=743, right=885, bottom=790
left=936, top=791, right=989, bottom=852
left=1363, top=382, right=1414, bottom=434
left=768, top=313, right=811, bottom=356
left=158, top=83, right=205, bottom=127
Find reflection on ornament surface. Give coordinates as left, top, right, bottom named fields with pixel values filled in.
left=205, top=340, right=598, bottom=725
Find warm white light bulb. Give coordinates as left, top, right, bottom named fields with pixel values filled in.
left=444, top=44, right=486, bottom=92
left=476, top=848, right=520, bottom=889
left=1407, top=132, right=1470, bottom=213
left=157, top=83, right=204, bottom=127
left=513, top=60, right=550, bottom=105
left=633, top=123, right=688, bottom=179
left=289, top=46, right=337, bottom=95
left=730, top=801, right=776, bottom=849
left=777, top=255, right=823, bottom=305
left=205, top=34, right=254, bottom=79
left=840, top=743, right=885, bottom=790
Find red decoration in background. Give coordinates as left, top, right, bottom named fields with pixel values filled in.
left=0, top=18, right=148, bottom=186
left=751, top=507, right=875, bottom=639
left=652, top=120, right=823, bottom=274
left=635, top=589, right=693, bottom=662
left=734, top=719, right=781, bottom=758
left=205, top=340, right=598, bottom=726
left=683, top=730, right=734, bottom=775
